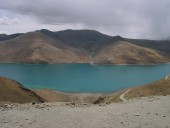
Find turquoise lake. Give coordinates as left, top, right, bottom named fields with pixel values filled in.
left=0, top=63, right=170, bottom=93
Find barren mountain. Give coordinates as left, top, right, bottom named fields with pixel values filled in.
left=0, top=29, right=170, bottom=64
left=0, top=31, right=88, bottom=64
left=0, top=33, right=22, bottom=41
left=40, top=29, right=114, bottom=54
left=93, top=41, right=169, bottom=64
left=125, top=38, right=170, bottom=55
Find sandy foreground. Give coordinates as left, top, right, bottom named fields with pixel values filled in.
left=0, top=95, right=170, bottom=128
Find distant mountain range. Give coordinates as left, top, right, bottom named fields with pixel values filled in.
left=0, top=29, right=170, bottom=64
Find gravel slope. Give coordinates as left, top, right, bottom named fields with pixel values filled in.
left=0, top=95, right=170, bottom=128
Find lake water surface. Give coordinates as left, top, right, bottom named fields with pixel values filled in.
left=0, top=63, right=170, bottom=93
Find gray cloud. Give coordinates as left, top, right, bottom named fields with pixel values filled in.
left=0, top=0, right=170, bottom=39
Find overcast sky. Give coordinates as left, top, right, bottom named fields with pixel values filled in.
left=0, top=0, right=170, bottom=39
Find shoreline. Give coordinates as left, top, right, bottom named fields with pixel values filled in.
left=0, top=73, right=168, bottom=95
left=0, top=75, right=170, bottom=105
left=33, top=75, right=170, bottom=104
left=0, top=61, right=170, bottom=66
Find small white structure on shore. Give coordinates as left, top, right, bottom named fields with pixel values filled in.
left=165, top=75, right=169, bottom=80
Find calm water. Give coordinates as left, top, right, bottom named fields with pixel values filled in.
left=0, top=63, right=170, bottom=93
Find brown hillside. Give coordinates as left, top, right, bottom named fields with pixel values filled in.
left=0, top=77, right=43, bottom=104
left=124, top=77, right=170, bottom=100
left=0, top=32, right=88, bottom=64
left=93, top=76, right=170, bottom=104
left=0, top=30, right=170, bottom=64
left=93, top=41, right=169, bottom=64
left=35, top=89, right=103, bottom=103
left=34, top=89, right=78, bottom=102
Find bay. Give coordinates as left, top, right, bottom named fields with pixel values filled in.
left=0, top=63, right=170, bottom=93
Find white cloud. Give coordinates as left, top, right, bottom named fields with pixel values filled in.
left=0, top=16, right=20, bottom=25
